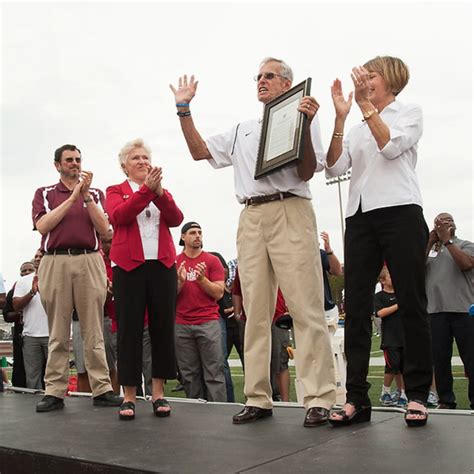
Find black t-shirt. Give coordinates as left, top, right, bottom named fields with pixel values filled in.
left=373, top=290, right=405, bottom=349
left=217, top=290, right=233, bottom=319
left=320, top=250, right=335, bottom=311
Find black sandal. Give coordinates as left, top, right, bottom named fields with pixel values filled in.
left=328, top=403, right=371, bottom=427
left=404, top=400, right=428, bottom=427
left=119, top=401, right=135, bottom=421
left=153, top=398, right=171, bottom=418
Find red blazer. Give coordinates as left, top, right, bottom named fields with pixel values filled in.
left=106, top=180, right=184, bottom=272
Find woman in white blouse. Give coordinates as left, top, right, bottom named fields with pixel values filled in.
left=106, top=138, right=184, bottom=420
left=325, top=56, right=432, bottom=427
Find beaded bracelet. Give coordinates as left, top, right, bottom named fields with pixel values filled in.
left=176, top=103, right=190, bottom=107
left=177, top=111, right=191, bottom=117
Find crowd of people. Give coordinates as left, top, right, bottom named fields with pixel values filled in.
left=0, top=55, right=472, bottom=428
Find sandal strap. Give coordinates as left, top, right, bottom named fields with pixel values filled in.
left=120, top=401, right=135, bottom=411
left=153, top=398, right=170, bottom=409
left=406, top=409, right=426, bottom=416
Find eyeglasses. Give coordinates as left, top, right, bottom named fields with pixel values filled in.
left=253, top=72, right=287, bottom=82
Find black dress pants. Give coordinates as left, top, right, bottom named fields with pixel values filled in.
left=113, top=261, right=177, bottom=386
left=344, top=204, right=432, bottom=405
left=430, top=312, right=474, bottom=409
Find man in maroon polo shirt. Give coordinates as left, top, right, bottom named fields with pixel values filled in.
left=32, top=144, right=122, bottom=412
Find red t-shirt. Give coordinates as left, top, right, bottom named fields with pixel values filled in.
left=232, top=268, right=287, bottom=321
left=176, top=251, right=225, bottom=325
left=32, top=181, right=105, bottom=251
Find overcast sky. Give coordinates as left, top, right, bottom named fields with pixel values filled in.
left=1, top=0, right=472, bottom=286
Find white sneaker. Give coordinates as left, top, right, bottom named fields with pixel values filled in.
left=427, top=390, right=439, bottom=407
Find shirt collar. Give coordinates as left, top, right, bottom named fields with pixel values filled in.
left=383, top=100, right=400, bottom=113
left=57, top=180, right=74, bottom=192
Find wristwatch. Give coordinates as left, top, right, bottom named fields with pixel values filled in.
left=444, top=239, right=453, bottom=246
left=362, top=109, right=377, bottom=122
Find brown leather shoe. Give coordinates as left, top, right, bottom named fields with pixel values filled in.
left=232, top=406, right=273, bottom=424
left=304, top=407, right=329, bottom=427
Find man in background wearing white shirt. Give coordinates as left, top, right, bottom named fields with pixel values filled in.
left=13, top=250, right=48, bottom=389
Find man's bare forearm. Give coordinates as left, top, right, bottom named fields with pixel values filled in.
left=85, top=199, right=109, bottom=236
left=197, top=278, right=224, bottom=300
left=36, top=198, right=75, bottom=235
left=178, top=114, right=212, bottom=161
left=297, top=124, right=316, bottom=181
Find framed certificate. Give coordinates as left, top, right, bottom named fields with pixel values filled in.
left=254, top=78, right=311, bottom=180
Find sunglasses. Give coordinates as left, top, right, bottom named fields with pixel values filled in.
left=254, top=72, right=287, bottom=82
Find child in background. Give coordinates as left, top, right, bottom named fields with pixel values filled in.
left=374, top=266, right=407, bottom=407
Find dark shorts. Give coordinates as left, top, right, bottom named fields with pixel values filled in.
left=383, top=346, right=404, bottom=374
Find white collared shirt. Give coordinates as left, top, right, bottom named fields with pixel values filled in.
left=128, top=180, right=160, bottom=260
left=325, top=101, right=423, bottom=217
left=206, top=117, right=325, bottom=203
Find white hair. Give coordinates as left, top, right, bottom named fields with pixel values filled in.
left=260, top=57, right=294, bottom=82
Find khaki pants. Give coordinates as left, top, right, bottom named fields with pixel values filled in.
left=237, top=197, right=336, bottom=410
left=39, top=252, right=112, bottom=398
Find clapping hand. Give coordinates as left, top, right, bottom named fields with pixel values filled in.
left=434, top=216, right=454, bottom=243
left=320, top=231, right=332, bottom=253
left=331, top=78, right=353, bottom=118
left=195, top=262, right=207, bottom=282
left=145, top=166, right=164, bottom=197
left=80, top=171, right=93, bottom=198
left=32, top=275, right=39, bottom=295
left=350, top=66, right=371, bottom=106
left=177, top=262, right=187, bottom=284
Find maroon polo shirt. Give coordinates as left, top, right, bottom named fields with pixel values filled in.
left=32, top=181, right=106, bottom=252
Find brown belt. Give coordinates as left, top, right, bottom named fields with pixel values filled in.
left=244, top=192, right=296, bottom=207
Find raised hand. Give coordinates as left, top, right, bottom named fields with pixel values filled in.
left=427, top=229, right=439, bottom=248
left=434, top=216, right=454, bottom=243
left=331, top=79, right=353, bottom=118
left=320, top=231, right=332, bottom=253
left=350, top=66, right=370, bottom=105
left=169, top=74, right=199, bottom=105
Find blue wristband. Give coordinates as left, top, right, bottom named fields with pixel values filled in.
left=176, top=103, right=190, bottom=107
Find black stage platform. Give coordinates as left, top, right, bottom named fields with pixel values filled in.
left=0, top=392, right=473, bottom=473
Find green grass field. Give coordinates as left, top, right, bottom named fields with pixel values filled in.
left=164, top=335, right=470, bottom=410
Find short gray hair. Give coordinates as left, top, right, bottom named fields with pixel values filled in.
left=260, top=57, right=293, bottom=82
left=118, top=138, right=152, bottom=167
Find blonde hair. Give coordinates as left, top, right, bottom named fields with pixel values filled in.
left=363, top=56, right=409, bottom=96
left=118, top=138, right=152, bottom=168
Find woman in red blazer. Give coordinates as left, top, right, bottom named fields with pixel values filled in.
left=106, top=138, right=183, bottom=420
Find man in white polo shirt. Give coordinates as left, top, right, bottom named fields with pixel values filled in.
left=170, top=58, right=336, bottom=427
